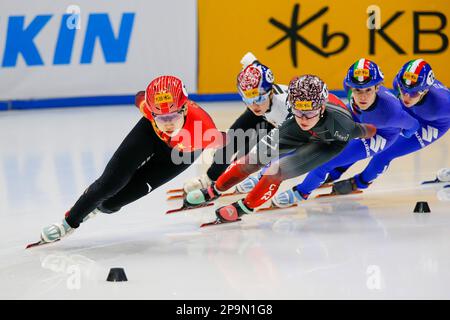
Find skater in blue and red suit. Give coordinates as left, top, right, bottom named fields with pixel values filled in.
left=271, top=58, right=421, bottom=207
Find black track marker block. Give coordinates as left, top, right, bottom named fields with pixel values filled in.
left=414, top=201, right=431, bottom=213
left=107, top=268, right=128, bottom=282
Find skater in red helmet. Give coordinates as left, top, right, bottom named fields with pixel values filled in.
left=36, top=75, right=222, bottom=245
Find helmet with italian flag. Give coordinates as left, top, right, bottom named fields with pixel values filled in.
left=344, top=58, right=384, bottom=89
left=145, top=75, right=188, bottom=115
left=395, top=59, right=435, bottom=94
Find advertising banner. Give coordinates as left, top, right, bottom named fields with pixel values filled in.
left=198, top=0, right=449, bottom=93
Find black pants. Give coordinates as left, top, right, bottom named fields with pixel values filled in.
left=65, top=117, right=192, bottom=228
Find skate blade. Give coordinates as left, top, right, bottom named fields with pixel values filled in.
left=166, top=188, right=184, bottom=194
left=166, top=191, right=241, bottom=201
left=421, top=178, right=443, bottom=185
left=256, top=204, right=298, bottom=212
left=26, top=239, right=60, bottom=249
left=200, top=218, right=241, bottom=228
left=166, top=202, right=214, bottom=214
left=315, top=189, right=363, bottom=198
left=167, top=193, right=185, bottom=200
left=317, top=183, right=332, bottom=189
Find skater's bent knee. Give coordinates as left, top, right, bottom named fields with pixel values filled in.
left=97, top=203, right=121, bottom=214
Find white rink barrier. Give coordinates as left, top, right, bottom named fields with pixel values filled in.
left=0, top=0, right=198, bottom=109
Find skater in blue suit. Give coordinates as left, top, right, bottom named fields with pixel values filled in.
left=272, top=58, right=421, bottom=207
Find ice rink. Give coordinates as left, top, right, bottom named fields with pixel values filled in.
left=1, top=102, right=449, bottom=299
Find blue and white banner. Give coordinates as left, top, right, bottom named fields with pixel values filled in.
left=0, top=0, right=197, bottom=101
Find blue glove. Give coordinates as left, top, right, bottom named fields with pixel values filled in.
left=400, top=123, right=420, bottom=138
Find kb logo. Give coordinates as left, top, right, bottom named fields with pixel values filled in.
left=267, top=3, right=448, bottom=68
left=267, top=4, right=349, bottom=67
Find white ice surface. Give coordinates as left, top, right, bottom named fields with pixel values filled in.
left=0, top=104, right=449, bottom=299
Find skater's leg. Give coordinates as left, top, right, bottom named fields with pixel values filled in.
left=215, top=154, right=264, bottom=192
left=215, top=118, right=310, bottom=193
left=65, top=118, right=160, bottom=228
left=214, top=142, right=346, bottom=222
left=244, top=142, right=345, bottom=209
left=101, top=155, right=192, bottom=212
left=357, top=126, right=449, bottom=186
left=328, top=164, right=353, bottom=181
left=295, top=139, right=368, bottom=195
left=323, top=133, right=399, bottom=187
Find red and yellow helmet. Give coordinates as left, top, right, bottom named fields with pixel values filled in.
left=145, top=76, right=188, bottom=115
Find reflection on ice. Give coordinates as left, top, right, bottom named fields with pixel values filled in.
left=0, top=105, right=449, bottom=299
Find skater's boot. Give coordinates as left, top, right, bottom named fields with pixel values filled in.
left=332, top=177, right=365, bottom=195
left=272, top=188, right=308, bottom=208
left=41, top=219, right=74, bottom=243
left=184, top=183, right=221, bottom=208
left=437, top=168, right=450, bottom=182
left=215, top=200, right=253, bottom=222
left=41, top=208, right=101, bottom=243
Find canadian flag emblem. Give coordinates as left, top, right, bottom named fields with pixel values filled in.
left=261, top=184, right=278, bottom=201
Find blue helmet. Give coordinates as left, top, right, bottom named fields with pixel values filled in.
left=395, top=59, right=435, bottom=94
left=237, top=61, right=274, bottom=104
left=344, top=58, right=384, bottom=89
